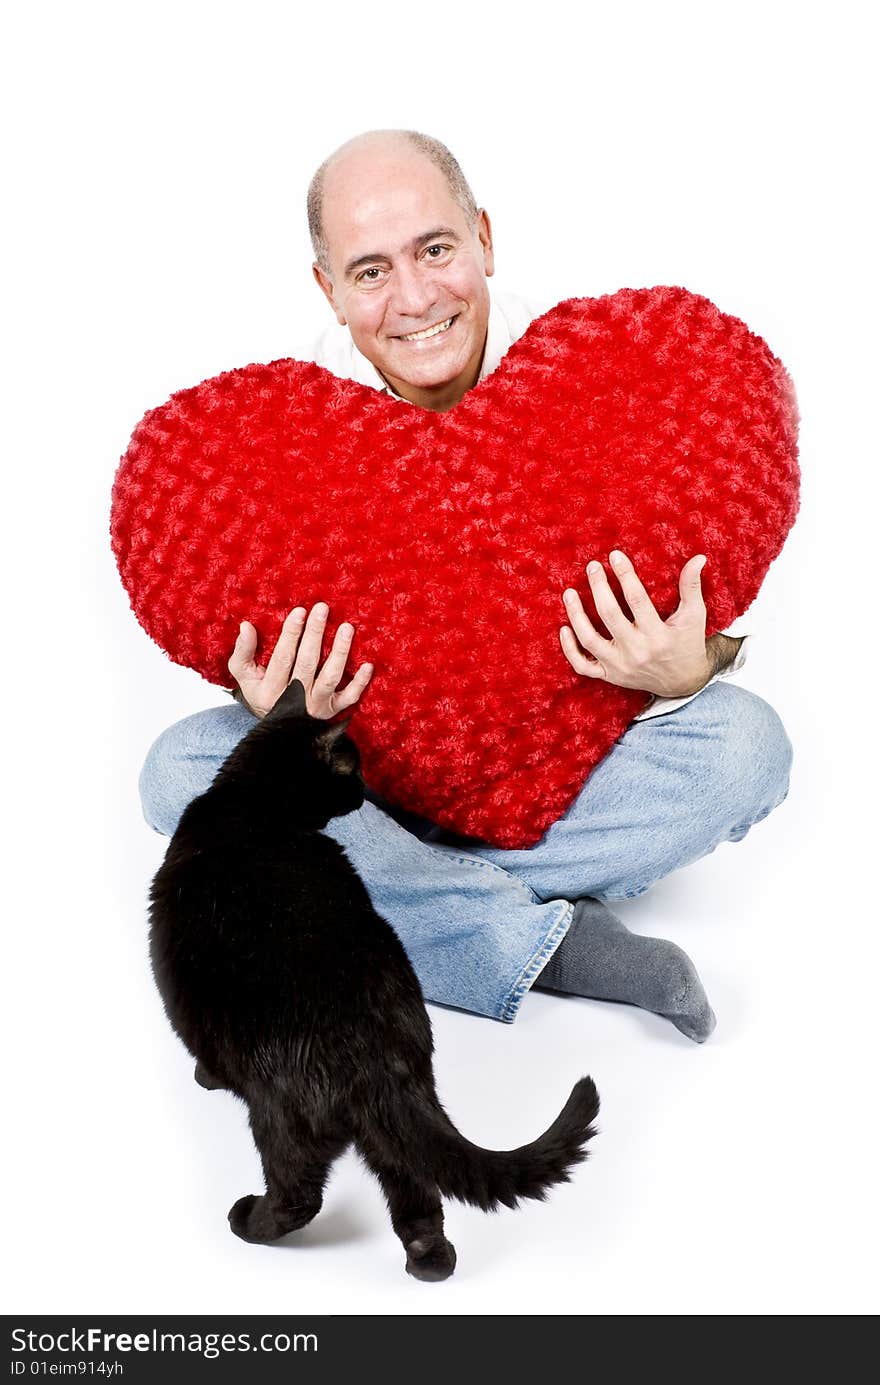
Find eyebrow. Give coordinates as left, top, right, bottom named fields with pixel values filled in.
left=343, top=227, right=462, bottom=280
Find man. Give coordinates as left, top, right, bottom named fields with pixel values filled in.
left=138, top=129, right=792, bottom=1041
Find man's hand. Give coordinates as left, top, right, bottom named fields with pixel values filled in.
left=228, top=602, right=374, bottom=719
left=559, top=550, right=713, bottom=697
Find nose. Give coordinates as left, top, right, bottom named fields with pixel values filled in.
left=389, top=259, right=440, bottom=325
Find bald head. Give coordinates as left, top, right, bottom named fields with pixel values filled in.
left=307, top=129, right=480, bottom=277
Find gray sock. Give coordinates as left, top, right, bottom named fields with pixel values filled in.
left=534, top=897, right=716, bottom=1043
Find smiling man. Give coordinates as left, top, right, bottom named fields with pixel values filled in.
left=138, top=129, right=793, bottom=1043
left=308, top=132, right=494, bottom=412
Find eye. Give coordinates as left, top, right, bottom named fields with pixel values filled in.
left=425, top=243, right=451, bottom=260
left=356, top=266, right=385, bottom=285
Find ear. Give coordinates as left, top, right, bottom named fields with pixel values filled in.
left=312, top=263, right=346, bottom=326
left=273, top=677, right=308, bottom=719
left=316, top=717, right=351, bottom=751
left=477, top=208, right=495, bottom=277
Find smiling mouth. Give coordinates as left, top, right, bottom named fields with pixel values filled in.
left=396, top=315, right=458, bottom=342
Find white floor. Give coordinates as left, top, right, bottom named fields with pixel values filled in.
left=7, top=570, right=877, bottom=1314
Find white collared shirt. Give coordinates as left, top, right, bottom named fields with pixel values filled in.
left=311, top=286, right=753, bottom=722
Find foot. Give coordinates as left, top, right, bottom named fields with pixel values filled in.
left=228, top=1192, right=322, bottom=1243
left=534, top=897, right=716, bottom=1042
left=405, top=1234, right=457, bottom=1282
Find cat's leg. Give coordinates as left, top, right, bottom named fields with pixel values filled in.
left=228, top=1100, right=347, bottom=1245
left=357, top=1137, right=456, bottom=1281
left=228, top=1186, right=327, bottom=1244
left=376, top=1166, right=456, bottom=1282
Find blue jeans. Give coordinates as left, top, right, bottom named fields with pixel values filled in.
left=138, top=682, right=792, bottom=1022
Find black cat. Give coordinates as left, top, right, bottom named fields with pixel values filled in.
left=148, top=677, right=600, bottom=1280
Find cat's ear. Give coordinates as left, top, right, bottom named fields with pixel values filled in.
left=316, top=718, right=359, bottom=774
left=273, top=678, right=308, bottom=718
left=316, top=717, right=351, bottom=750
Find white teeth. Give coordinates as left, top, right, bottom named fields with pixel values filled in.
left=399, top=317, right=454, bottom=341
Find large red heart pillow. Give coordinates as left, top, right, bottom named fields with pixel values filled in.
left=111, top=285, right=799, bottom=848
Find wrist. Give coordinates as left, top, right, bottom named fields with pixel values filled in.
left=706, top=633, right=744, bottom=677
left=231, top=684, right=262, bottom=719
left=669, top=654, right=713, bottom=698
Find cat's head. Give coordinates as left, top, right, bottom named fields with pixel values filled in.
left=267, top=677, right=366, bottom=825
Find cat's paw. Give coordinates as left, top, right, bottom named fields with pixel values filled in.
left=404, top=1235, right=457, bottom=1282
left=228, top=1193, right=321, bottom=1244
left=194, top=1061, right=225, bottom=1090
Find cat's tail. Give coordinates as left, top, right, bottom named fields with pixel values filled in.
left=359, top=1076, right=600, bottom=1212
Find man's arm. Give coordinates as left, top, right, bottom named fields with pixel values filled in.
left=631, top=629, right=749, bottom=722
left=706, top=632, right=745, bottom=677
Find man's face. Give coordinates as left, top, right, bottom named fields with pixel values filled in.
left=313, top=146, right=495, bottom=411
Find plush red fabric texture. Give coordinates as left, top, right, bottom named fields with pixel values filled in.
left=111, top=286, right=799, bottom=847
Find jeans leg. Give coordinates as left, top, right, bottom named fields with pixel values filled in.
left=426, top=682, right=794, bottom=902
left=137, top=703, right=572, bottom=1022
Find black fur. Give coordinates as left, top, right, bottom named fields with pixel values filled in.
left=148, top=678, right=600, bottom=1279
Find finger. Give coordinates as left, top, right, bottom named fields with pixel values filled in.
left=608, top=550, right=663, bottom=630
left=291, top=602, right=330, bottom=687
left=562, top=588, right=614, bottom=659
left=228, top=620, right=261, bottom=682
left=314, top=621, right=355, bottom=692
left=673, top=555, right=708, bottom=619
left=560, top=626, right=607, bottom=678
left=332, top=662, right=375, bottom=712
left=264, top=607, right=307, bottom=686
left=584, top=560, right=633, bottom=640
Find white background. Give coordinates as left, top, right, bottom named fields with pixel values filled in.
left=4, top=0, right=877, bottom=1316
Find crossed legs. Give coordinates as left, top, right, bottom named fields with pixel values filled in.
left=138, top=682, right=792, bottom=1034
